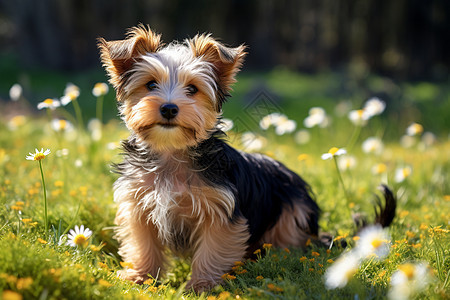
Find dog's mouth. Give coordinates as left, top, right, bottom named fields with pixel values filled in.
left=137, top=123, right=179, bottom=133
left=158, top=123, right=178, bottom=129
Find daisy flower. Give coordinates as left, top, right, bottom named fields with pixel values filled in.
left=259, top=112, right=286, bottom=130
left=395, top=166, right=412, bottom=183
left=217, top=118, right=234, bottom=132
left=338, top=155, right=357, bottom=171
left=92, top=82, right=109, bottom=97
left=9, top=83, right=23, bottom=101
left=275, top=118, right=296, bottom=135
left=304, top=107, right=329, bottom=128
left=372, top=163, right=387, bottom=175
left=241, top=132, right=265, bottom=152
left=406, top=123, right=423, bottom=136
left=363, top=97, right=386, bottom=117
left=37, top=98, right=61, bottom=110
left=61, top=83, right=80, bottom=106
left=67, top=225, right=93, bottom=247
left=362, top=137, right=384, bottom=155
left=321, top=147, right=347, bottom=160
left=388, top=262, right=431, bottom=300
left=354, top=225, right=391, bottom=260
left=51, top=119, right=74, bottom=132
left=348, top=109, right=370, bottom=126
left=324, top=253, right=361, bottom=289
left=26, top=149, right=51, bottom=161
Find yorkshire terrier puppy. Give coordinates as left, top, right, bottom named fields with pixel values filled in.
left=98, top=25, right=395, bottom=292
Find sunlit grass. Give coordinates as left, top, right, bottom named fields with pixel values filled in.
left=0, top=72, right=449, bottom=299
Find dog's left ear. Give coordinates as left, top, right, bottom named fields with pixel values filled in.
left=189, top=34, right=246, bottom=110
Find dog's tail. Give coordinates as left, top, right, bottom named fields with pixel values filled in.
left=353, top=184, right=397, bottom=230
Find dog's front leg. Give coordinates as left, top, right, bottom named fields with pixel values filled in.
left=115, top=201, right=166, bottom=283
left=187, top=217, right=250, bottom=292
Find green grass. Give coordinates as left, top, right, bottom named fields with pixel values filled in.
left=0, top=70, right=449, bottom=299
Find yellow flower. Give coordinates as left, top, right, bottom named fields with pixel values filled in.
left=262, top=243, right=272, bottom=250
left=284, top=248, right=291, bottom=254
left=2, top=290, right=22, bottom=300
left=327, top=259, right=334, bottom=263
left=299, top=256, right=307, bottom=262
left=297, top=153, right=310, bottom=162
left=309, top=258, right=315, bottom=263
left=98, top=279, right=112, bottom=287
left=37, top=238, right=47, bottom=244
left=406, top=122, right=424, bottom=136
left=22, top=218, right=32, bottom=224
left=143, top=278, right=154, bottom=285
left=37, top=98, right=60, bottom=110
left=311, top=251, right=320, bottom=257
left=253, top=249, right=261, bottom=255
left=16, top=277, right=33, bottom=290
left=26, top=149, right=51, bottom=161
left=372, top=163, right=387, bottom=175
left=256, top=275, right=264, bottom=280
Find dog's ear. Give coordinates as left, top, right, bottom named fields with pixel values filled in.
left=189, top=34, right=246, bottom=110
left=98, top=25, right=162, bottom=96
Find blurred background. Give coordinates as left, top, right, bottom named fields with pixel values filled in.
left=0, top=0, right=449, bottom=135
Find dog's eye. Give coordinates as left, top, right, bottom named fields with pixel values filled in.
left=186, top=84, right=198, bottom=96
left=146, top=80, right=158, bottom=91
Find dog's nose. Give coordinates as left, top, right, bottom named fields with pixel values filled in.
left=159, top=103, right=179, bottom=120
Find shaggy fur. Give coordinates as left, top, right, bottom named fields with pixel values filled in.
left=98, top=24, right=395, bottom=292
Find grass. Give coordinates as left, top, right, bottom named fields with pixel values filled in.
left=0, top=69, right=449, bottom=299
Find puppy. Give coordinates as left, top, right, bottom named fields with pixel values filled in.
left=98, top=25, right=395, bottom=292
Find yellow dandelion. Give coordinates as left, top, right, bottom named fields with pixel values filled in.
left=22, top=218, right=32, bottom=224
left=143, top=278, right=154, bottom=285
left=419, top=223, right=428, bottom=230
left=218, top=291, right=231, bottom=300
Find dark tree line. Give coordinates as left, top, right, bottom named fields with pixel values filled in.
left=0, top=0, right=448, bottom=80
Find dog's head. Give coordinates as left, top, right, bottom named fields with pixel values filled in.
left=98, top=25, right=246, bottom=152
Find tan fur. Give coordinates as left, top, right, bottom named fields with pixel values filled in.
left=188, top=217, right=249, bottom=292
left=261, top=202, right=315, bottom=248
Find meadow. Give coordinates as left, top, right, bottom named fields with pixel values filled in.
left=0, top=68, right=449, bottom=299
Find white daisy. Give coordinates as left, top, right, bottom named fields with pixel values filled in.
left=51, top=119, right=74, bottom=132
left=304, top=107, right=328, bottom=128
left=321, top=147, right=347, bottom=160
left=362, top=137, right=384, bottom=155
left=275, top=119, right=296, bottom=135
left=324, top=252, right=361, bottom=289
left=241, top=132, right=265, bottom=152
left=406, top=123, right=423, bottom=136
left=388, top=262, right=431, bottom=300
left=92, top=82, right=109, bottom=97
left=338, top=155, right=357, bottom=171
left=348, top=109, right=370, bottom=126
left=354, top=225, right=390, bottom=260
left=67, top=225, right=92, bottom=247
left=9, top=83, right=23, bottom=101
left=217, top=118, right=234, bottom=132
left=363, top=97, right=386, bottom=117
left=26, top=148, right=51, bottom=161
left=37, top=98, right=61, bottom=110
left=259, top=112, right=287, bottom=130
left=61, top=83, right=80, bottom=106
left=395, top=166, right=412, bottom=183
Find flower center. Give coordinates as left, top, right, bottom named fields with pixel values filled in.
left=398, top=263, right=415, bottom=279
left=43, top=99, right=54, bottom=105
left=34, top=153, right=46, bottom=161
left=73, top=234, right=88, bottom=246
left=371, top=238, right=384, bottom=249
left=328, top=147, right=339, bottom=155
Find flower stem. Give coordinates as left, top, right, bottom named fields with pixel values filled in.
left=96, top=95, right=104, bottom=124
left=346, top=125, right=362, bottom=152
left=72, top=99, right=84, bottom=129
left=38, top=160, right=48, bottom=235
left=333, top=156, right=351, bottom=202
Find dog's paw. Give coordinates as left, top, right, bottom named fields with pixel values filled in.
left=117, top=269, right=147, bottom=284
left=186, top=278, right=217, bottom=293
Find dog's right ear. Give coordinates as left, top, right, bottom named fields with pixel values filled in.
left=98, top=25, right=162, bottom=95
